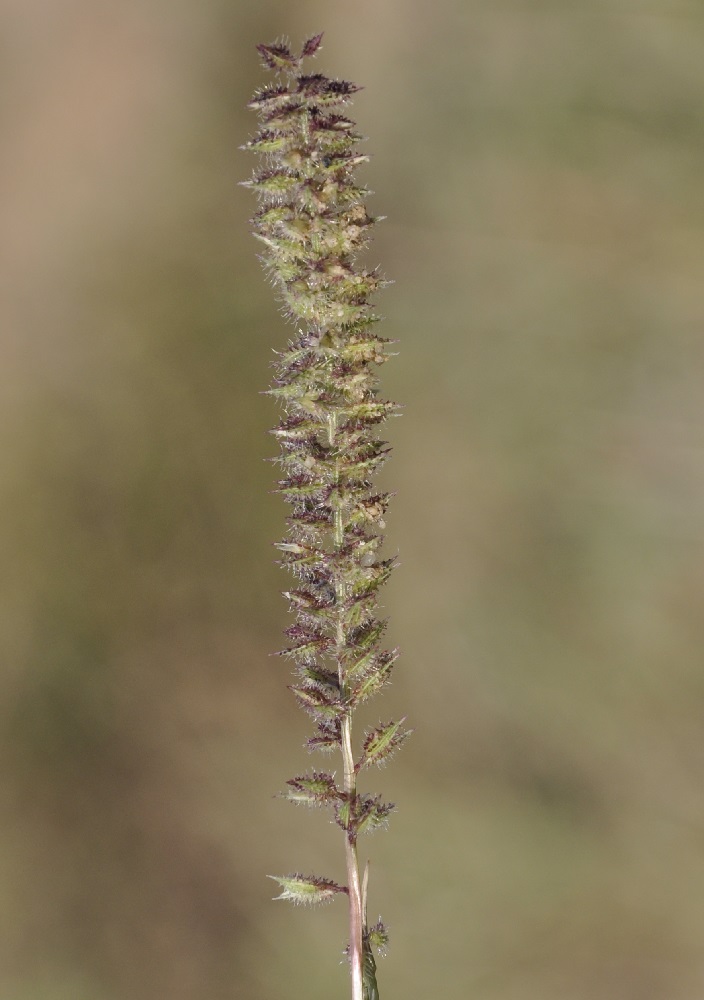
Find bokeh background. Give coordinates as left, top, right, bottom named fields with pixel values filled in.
left=2, top=1, right=704, bottom=998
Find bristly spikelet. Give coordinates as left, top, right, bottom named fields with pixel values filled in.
left=244, top=34, right=410, bottom=1000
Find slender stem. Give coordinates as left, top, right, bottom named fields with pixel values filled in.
left=343, top=718, right=364, bottom=1000
left=330, top=411, right=364, bottom=1000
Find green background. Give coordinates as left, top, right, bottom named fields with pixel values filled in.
left=2, top=1, right=704, bottom=998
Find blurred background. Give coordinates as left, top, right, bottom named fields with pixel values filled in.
left=2, top=1, right=704, bottom=998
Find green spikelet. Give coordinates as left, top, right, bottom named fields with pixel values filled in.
left=244, top=33, right=409, bottom=1000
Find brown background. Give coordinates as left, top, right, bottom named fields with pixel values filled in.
left=2, top=1, right=704, bottom=998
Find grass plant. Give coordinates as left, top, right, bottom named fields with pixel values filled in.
left=243, top=33, right=408, bottom=1000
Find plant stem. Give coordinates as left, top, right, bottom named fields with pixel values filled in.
left=332, top=407, right=364, bottom=1000
left=344, top=718, right=364, bottom=1000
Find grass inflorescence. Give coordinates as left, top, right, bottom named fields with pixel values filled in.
left=243, top=33, right=408, bottom=1000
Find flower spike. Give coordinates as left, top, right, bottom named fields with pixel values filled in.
left=245, top=36, right=407, bottom=1000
